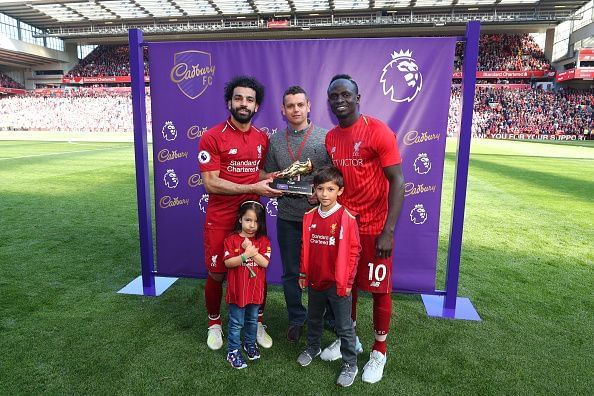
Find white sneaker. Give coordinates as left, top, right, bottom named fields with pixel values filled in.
left=257, top=323, right=273, bottom=349
left=320, top=337, right=363, bottom=361
left=206, top=324, right=223, bottom=350
left=362, top=350, right=387, bottom=384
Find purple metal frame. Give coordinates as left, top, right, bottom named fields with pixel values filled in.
left=421, top=20, right=481, bottom=321
left=118, top=29, right=178, bottom=297
left=122, top=23, right=482, bottom=317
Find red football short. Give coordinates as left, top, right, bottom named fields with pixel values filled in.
left=204, top=228, right=233, bottom=273
left=354, top=234, right=393, bottom=293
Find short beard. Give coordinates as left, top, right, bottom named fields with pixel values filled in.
left=230, top=107, right=254, bottom=124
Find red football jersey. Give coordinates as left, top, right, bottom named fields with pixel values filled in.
left=199, top=118, right=269, bottom=229
left=325, top=115, right=401, bottom=234
left=223, top=233, right=271, bottom=307
left=304, top=206, right=342, bottom=291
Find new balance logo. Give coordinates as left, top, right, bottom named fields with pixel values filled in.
left=228, top=148, right=238, bottom=154
left=370, top=281, right=380, bottom=288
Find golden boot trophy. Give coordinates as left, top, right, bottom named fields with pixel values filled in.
left=270, top=159, right=314, bottom=195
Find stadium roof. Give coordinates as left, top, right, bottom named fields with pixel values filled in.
left=0, top=0, right=588, bottom=30
left=0, top=0, right=589, bottom=42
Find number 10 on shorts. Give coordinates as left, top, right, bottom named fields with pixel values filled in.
left=368, top=262, right=387, bottom=282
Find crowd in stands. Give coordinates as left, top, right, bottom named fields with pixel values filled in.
left=0, top=72, right=24, bottom=89
left=1, top=86, right=592, bottom=137
left=60, top=34, right=549, bottom=81
left=2, top=33, right=591, bottom=137
left=448, top=87, right=594, bottom=137
left=454, top=34, right=552, bottom=72
left=64, top=45, right=149, bottom=78
left=0, top=89, right=151, bottom=132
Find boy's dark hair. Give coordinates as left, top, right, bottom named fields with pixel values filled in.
left=313, top=166, right=344, bottom=188
left=328, top=74, right=359, bottom=95
left=282, top=85, right=308, bottom=103
left=233, top=200, right=268, bottom=239
left=224, top=76, right=265, bottom=105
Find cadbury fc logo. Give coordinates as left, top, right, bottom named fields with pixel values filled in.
left=170, top=50, right=216, bottom=100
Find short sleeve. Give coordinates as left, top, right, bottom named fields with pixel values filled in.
left=223, top=236, right=235, bottom=260
left=324, top=131, right=332, bottom=155
left=259, top=133, right=269, bottom=170
left=198, top=132, right=220, bottom=172
left=373, top=121, right=401, bottom=168
left=259, top=237, right=272, bottom=259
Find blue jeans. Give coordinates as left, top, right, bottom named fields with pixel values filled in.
left=277, top=218, right=307, bottom=326
left=228, top=303, right=259, bottom=353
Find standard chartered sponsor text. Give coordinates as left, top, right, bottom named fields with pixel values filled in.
left=227, top=159, right=260, bottom=173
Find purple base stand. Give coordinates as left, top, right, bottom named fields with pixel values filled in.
left=423, top=21, right=482, bottom=322
left=117, top=276, right=178, bottom=297
left=421, top=295, right=481, bottom=321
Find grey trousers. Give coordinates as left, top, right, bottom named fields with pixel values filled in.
left=306, top=284, right=357, bottom=365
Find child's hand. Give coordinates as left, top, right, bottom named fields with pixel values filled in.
left=298, top=278, right=306, bottom=289
left=346, top=288, right=352, bottom=296
left=244, top=244, right=258, bottom=258
left=241, top=238, right=252, bottom=249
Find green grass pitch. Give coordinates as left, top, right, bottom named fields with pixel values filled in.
left=0, top=138, right=592, bottom=394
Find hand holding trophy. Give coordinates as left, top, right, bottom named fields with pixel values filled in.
left=270, top=158, right=314, bottom=195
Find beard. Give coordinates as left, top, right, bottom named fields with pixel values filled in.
left=230, top=106, right=255, bottom=124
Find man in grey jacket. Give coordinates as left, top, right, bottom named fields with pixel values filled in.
left=264, top=86, right=331, bottom=342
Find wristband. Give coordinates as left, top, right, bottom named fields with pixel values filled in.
left=240, top=254, right=246, bottom=263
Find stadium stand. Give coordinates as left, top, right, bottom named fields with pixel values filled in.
left=1, top=34, right=591, bottom=138
left=454, top=34, right=552, bottom=72
left=64, top=45, right=149, bottom=78
left=0, top=71, right=24, bottom=89
left=61, top=34, right=550, bottom=81
left=448, top=87, right=593, bottom=137
left=0, top=89, right=151, bottom=132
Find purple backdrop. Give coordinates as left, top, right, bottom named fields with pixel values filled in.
left=148, top=37, right=456, bottom=293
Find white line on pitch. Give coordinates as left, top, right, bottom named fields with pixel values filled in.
left=0, top=146, right=125, bottom=161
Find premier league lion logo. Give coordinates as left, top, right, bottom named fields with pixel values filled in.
left=380, top=49, right=423, bottom=103
left=198, top=150, right=211, bottom=164
left=266, top=199, right=278, bottom=217
left=199, top=194, right=209, bottom=213
left=162, top=121, right=178, bottom=141
left=164, top=169, right=179, bottom=189
left=413, top=153, right=432, bottom=175
left=410, top=204, right=428, bottom=225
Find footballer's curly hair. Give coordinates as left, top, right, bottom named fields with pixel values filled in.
left=328, top=74, right=359, bottom=95
left=224, top=76, right=265, bottom=105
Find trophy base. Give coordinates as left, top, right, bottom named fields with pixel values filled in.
left=270, top=178, right=313, bottom=195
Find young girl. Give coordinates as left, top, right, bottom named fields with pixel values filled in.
left=223, top=200, right=271, bottom=369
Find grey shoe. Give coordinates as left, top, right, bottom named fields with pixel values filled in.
left=336, top=363, right=358, bottom=387
left=297, top=348, right=321, bottom=367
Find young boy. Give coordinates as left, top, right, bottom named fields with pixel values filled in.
left=297, top=166, right=361, bottom=387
